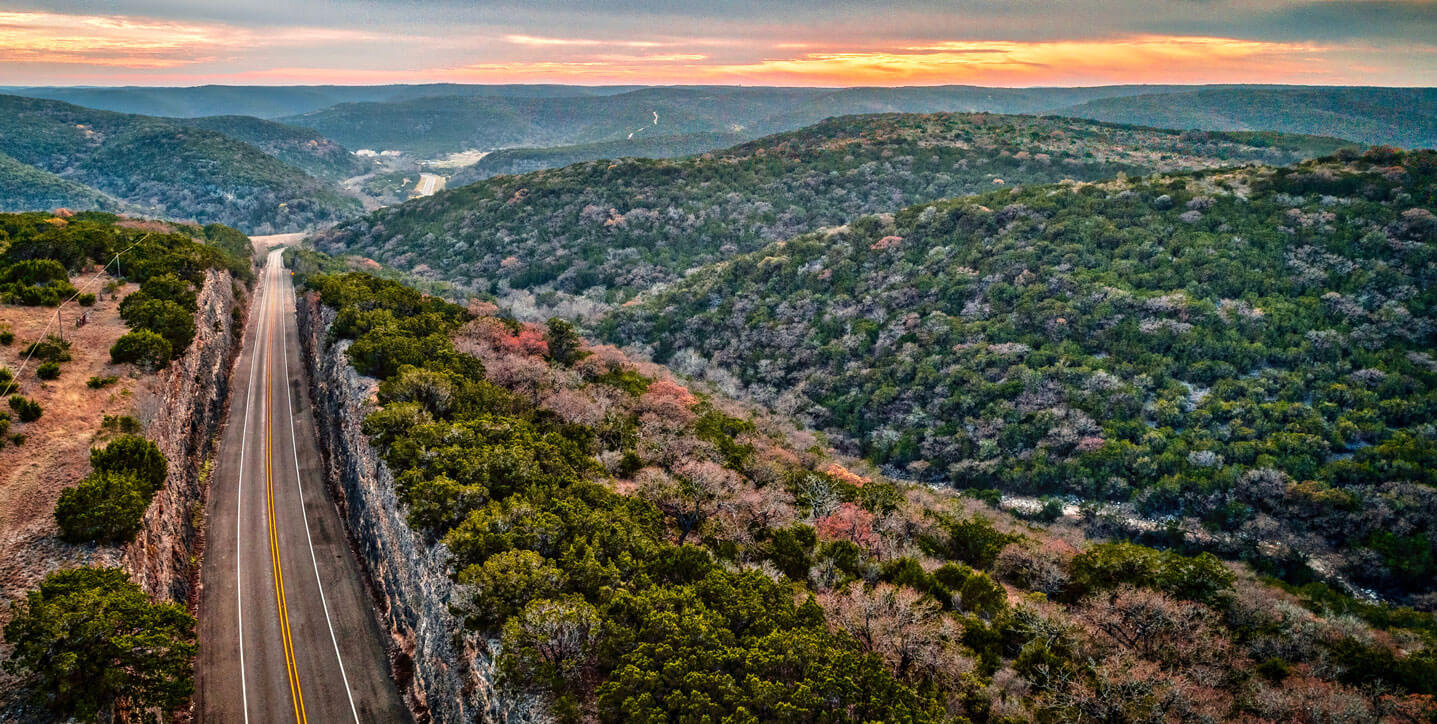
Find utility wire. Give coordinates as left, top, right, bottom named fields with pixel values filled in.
left=0, top=234, right=150, bottom=399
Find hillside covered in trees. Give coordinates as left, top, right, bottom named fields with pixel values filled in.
left=0, top=94, right=361, bottom=233
left=312, top=113, right=1350, bottom=310
left=603, top=147, right=1437, bottom=607
left=1059, top=87, right=1437, bottom=149
left=291, top=264, right=1437, bottom=723
left=0, top=151, right=121, bottom=214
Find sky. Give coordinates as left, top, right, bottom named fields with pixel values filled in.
left=0, top=0, right=1433, bottom=87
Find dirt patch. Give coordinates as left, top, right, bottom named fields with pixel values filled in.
left=0, top=269, right=146, bottom=600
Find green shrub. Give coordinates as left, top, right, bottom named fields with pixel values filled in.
left=0, top=330, right=12, bottom=345
left=1068, top=541, right=1235, bottom=604
left=110, top=329, right=172, bottom=370
left=77, top=292, right=96, bottom=307
left=1, top=567, right=195, bottom=719
left=54, top=470, right=149, bottom=543
left=8, top=395, right=41, bottom=422
left=90, top=435, right=167, bottom=493
left=120, top=273, right=196, bottom=311
left=21, top=335, right=71, bottom=362
left=119, top=297, right=195, bottom=357
left=35, top=361, right=60, bottom=380
left=87, top=375, right=119, bottom=389
left=100, top=415, right=142, bottom=434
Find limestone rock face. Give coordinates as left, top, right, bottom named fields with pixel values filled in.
left=296, top=293, right=540, bottom=724
left=124, top=269, right=239, bottom=602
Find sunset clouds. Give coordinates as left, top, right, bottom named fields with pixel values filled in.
left=0, top=1, right=1432, bottom=86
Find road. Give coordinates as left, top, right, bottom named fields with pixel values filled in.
left=196, top=250, right=409, bottom=723
left=412, top=173, right=445, bottom=198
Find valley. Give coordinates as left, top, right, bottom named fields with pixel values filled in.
left=0, top=78, right=1432, bottom=724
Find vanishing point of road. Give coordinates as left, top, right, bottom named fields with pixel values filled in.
left=196, top=249, right=409, bottom=722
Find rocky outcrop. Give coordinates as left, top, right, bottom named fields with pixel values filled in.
left=123, top=269, right=241, bottom=603
left=296, top=293, right=521, bottom=724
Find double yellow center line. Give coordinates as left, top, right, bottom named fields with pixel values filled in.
left=263, top=266, right=308, bottom=723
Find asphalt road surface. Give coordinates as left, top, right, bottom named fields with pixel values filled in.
left=196, top=250, right=409, bottom=723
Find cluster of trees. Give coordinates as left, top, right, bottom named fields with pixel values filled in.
left=54, top=434, right=168, bottom=543
left=606, top=148, right=1437, bottom=605
left=314, top=113, right=1345, bottom=305
left=308, top=267, right=1436, bottom=721
left=2, top=567, right=195, bottom=720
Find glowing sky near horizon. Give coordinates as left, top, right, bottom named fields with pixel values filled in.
left=0, top=1, right=1433, bottom=86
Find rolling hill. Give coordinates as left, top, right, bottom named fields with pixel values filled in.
left=601, top=147, right=1437, bottom=604
left=0, top=151, right=121, bottom=213
left=310, top=112, right=1352, bottom=306
left=0, top=94, right=361, bottom=232
left=174, top=115, right=372, bottom=181
left=5, top=83, right=645, bottom=119
left=1058, top=86, right=1437, bottom=148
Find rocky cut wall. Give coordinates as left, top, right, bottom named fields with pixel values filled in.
left=123, top=269, right=241, bottom=603
left=296, top=292, right=525, bottom=724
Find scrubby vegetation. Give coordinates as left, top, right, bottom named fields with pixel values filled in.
left=314, top=113, right=1349, bottom=309
left=304, top=267, right=1437, bottom=722
left=0, top=212, right=250, bottom=369
left=0, top=212, right=247, bottom=369
left=2, top=567, right=195, bottom=720
left=605, top=147, right=1437, bottom=605
left=54, top=435, right=168, bottom=544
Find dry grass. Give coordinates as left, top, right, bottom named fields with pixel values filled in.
left=0, top=269, right=150, bottom=599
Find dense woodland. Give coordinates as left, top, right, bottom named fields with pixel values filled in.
left=0, top=151, right=121, bottom=215
left=174, top=115, right=373, bottom=182
left=314, top=113, right=1347, bottom=307
left=603, top=148, right=1437, bottom=606
left=0, top=94, right=361, bottom=233
left=1062, top=87, right=1437, bottom=150
left=298, top=267, right=1436, bottom=722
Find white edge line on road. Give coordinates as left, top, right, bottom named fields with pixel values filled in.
left=234, top=256, right=271, bottom=724
left=275, top=249, right=362, bottom=724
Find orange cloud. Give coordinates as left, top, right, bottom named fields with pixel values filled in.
left=505, top=34, right=668, bottom=49
left=0, top=10, right=387, bottom=68
left=445, top=34, right=1339, bottom=86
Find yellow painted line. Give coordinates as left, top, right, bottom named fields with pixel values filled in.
left=263, top=266, right=308, bottom=724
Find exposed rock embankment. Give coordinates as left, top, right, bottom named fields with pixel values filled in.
left=124, top=269, right=241, bottom=602
left=296, top=293, right=512, bottom=724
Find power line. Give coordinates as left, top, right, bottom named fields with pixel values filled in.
left=0, top=234, right=150, bottom=399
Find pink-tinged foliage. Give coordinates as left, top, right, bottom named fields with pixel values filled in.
left=508, top=324, right=550, bottom=356
left=541, top=387, right=612, bottom=427
left=814, top=502, right=879, bottom=553
left=822, top=462, right=870, bottom=487
left=818, top=582, right=973, bottom=684
left=637, top=379, right=699, bottom=425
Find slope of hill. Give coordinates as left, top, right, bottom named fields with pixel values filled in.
left=0, top=94, right=361, bottom=232
left=450, top=131, right=749, bottom=183
left=603, top=147, right=1437, bottom=604
left=289, top=261, right=1437, bottom=723
left=174, top=115, right=372, bottom=181
left=0, top=151, right=120, bottom=213
left=1059, top=87, right=1437, bottom=149
left=280, top=87, right=822, bottom=157
left=311, top=113, right=1351, bottom=308
left=7, top=84, right=644, bottom=119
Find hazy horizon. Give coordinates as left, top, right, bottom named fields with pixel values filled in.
left=1, top=1, right=1434, bottom=87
